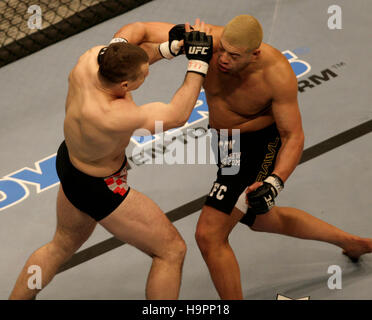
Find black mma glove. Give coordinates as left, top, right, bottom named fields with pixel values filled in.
left=184, top=31, right=213, bottom=76
left=159, top=24, right=193, bottom=59
left=247, top=174, right=284, bottom=214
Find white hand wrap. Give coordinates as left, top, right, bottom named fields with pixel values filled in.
left=109, top=37, right=128, bottom=44
left=264, top=174, right=284, bottom=196
left=187, top=60, right=209, bottom=76
left=235, top=188, right=249, bottom=214
left=158, top=40, right=181, bottom=59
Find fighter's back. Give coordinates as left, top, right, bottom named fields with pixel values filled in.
left=63, top=46, right=134, bottom=177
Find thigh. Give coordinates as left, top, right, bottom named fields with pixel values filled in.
left=203, top=168, right=248, bottom=236
left=53, top=185, right=97, bottom=252
left=99, top=188, right=183, bottom=257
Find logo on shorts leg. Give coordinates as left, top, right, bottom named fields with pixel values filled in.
left=209, top=182, right=227, bottom=200
left=104, top=167, right=128, bottom=196
left=256, top=137, right=280, bottom=182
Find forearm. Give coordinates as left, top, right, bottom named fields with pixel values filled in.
left=139, top=42, right=164, bottom=64
left=166, top=72, right=204, bottom=130
left=114, top=21, right=171, bottom=44
left=139, top=22, right=211, bottom=133
left=272, top=133, right=304, bottom=182
left=113, top=22, right=175, bottom=64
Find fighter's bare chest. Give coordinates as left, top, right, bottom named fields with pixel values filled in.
left=203, top=68, right=272, bottom=115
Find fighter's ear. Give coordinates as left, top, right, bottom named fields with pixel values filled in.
left=120, top=81, right=128, bottom=89
left=252, top=49, right=261, bottom=56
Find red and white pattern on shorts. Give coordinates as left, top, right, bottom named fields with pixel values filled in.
left=104, top=166, right=128, bottom=196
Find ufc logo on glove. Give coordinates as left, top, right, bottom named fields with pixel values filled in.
left=188, top=46, right=209, bottom=55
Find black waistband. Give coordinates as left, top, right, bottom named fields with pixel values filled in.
left=106, top=156, right=127, bottom=178
left=209, top=123, right=280, bottom=153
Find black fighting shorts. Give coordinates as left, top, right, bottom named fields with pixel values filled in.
left=205, top=123, right=282, bottom=226
left=56, top=141, right=130, bottom=221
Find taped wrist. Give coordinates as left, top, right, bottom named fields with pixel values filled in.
left=158, top=40, right=180, bottom=59
left=264, top=174, right=284, bottom=196
left=187, top=60, right=209, bottom=76
left=109, top=37, right=128, bottom=45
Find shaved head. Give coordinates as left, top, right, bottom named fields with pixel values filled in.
left=222, top=15, right=263, bottom=51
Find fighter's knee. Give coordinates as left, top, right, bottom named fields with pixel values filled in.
left=195, top=225, right=210, bottom=248
left=162, top=235, right=187, bottom=264
left=46, top=240, right=76, bottom=262
left=195, top=225, right=224, bottom=255
left=51, top=229, right=90, bottom=259
left=174, top=238, right=187, bottom=260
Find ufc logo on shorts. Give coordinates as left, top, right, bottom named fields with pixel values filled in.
left=209, top=183, right=227, bottom=200
left=188, top=46, right=208, bottom=55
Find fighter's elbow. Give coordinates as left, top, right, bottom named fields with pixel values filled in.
left=163, top=113, right=187, bottom=131
left=165, top=118, right=186, bottom=131
left=130, top=21, right=146, bottom=31
left=165, top=104, right=188, bottom=128
left=114, top=21, right=145, bottom=38
left=298, top=130, right=305, bottom=147
left=177, top=115, right=189, bottom=128
left=281, top=129, right=305, bottom=149
left=294, top=132, right=305, bottom=154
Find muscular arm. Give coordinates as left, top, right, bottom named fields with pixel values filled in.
left=139, top=72, right=204, bottom=133
left=114, top=21, right=173, bottom=44
left=268, top=60, right=305, bottom=183
left=113, top=21, right=223, bottom=62
left=110, top=21, right=211, bottom=135
left=113, top=22, right=175, bottom=64
left=107, top=71, right=204, bottom=135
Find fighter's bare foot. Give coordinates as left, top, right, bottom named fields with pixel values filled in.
left=342, top=237, right=372, bottom=263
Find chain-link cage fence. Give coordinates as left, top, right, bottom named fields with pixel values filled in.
left=0, top=0, right=153, bottom=68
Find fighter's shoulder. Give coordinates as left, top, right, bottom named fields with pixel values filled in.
left=263, top=44, right=296, bottom=86
left=70, top=46, right=103, bottom=76
left=261, top=44, right=297, bottom=98
left=263, top=44, right=291, bottom=70
left=81, top=45, right=105, bottom=61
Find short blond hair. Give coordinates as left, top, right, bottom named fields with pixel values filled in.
left=222, top=15, right=263, bottom=51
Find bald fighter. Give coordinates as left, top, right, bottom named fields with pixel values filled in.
left=9, top=21, right=212, bottom=300
left=115, top=15, right=372, bottom=299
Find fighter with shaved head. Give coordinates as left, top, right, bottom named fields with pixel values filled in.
left=115, top=15, right=372, bottom=299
